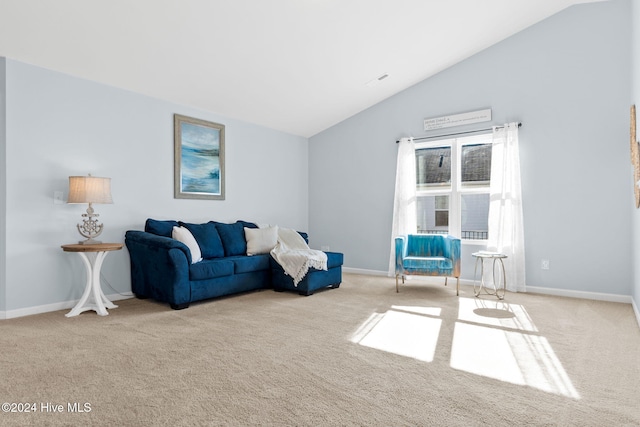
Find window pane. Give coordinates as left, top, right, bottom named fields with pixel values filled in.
left=416, top=146, right=451, bottom=190
left=435, top=211, right=449, bottom=227
left=461, top=144, right=492, bottom=185
left=461, top=193, right=489, bottom=240
left=417, top=195, right=449, bottom=235
left=435, top=195, right=448, bottom=210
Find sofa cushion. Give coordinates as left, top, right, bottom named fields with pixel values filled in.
left=245, top=226, right=278, bottom=256
left=179, top=221, right=225, bottom=259
left=189, top=259, right=234, bottom=281
left=172, top=226, right=203, bottom=264
left=145, top=218, right=179, bottom=237
left=237, top=220, right=259, bottom=230
left=403, top=256, right=452, bottom=271
left=230, top=254, right=271, bottom=274
left=270, top=250, right=343, bottom=271
left=215, top=221, right=257, bottom=256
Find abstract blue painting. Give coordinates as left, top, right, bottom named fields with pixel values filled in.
left=174, top=114, right=225, bottom=200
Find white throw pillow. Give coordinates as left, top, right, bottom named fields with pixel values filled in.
left=172, top=226, right=203, bottom=264
left=245, top=226, right=278, bottom=256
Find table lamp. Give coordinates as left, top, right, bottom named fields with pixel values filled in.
left=67, top=175, right=113, bottom=244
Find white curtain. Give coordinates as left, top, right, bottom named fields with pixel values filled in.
left=487, top=123, right=526, bottom=292
left=389, top=137, right=417, bottom=275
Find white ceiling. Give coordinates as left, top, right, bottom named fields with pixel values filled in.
left=0, top=0, right=603, bottom=137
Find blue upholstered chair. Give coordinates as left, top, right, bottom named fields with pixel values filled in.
left=395, top=234, right=461, bottom=295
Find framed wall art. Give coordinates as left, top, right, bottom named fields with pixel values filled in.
left=174, top=114, right=225, bottom=200
left=631, top=105, right=639, bottom=208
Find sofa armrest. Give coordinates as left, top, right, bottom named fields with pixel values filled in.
left=124, top=230, right=192, bottom=305
left=443, top=235, right=461, bottom=278
left=125, top=230, right=192, bottom=263
left=395, top=236, right=407, bottom=275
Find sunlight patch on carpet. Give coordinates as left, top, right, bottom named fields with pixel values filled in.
left=451, top=298, right=580, bottom=399
left=350, top=307, right=441, bottom=362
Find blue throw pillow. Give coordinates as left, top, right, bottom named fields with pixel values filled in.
left=179, top=222, right=225, bottom=259
left=216, top=222, right=249, bottom=256
left=237, top=220, right=258, bottom=230
left=145, top=219, right=179, bottom=237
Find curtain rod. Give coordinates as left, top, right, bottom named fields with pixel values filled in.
left=395, top=122, right=522, bottom=143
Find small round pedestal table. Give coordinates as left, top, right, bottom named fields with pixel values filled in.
left=472, top=251, right=507, bottom=300
left=61, top=243, right=123, bottom=317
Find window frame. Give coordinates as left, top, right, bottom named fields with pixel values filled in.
left=415, top=132, right=492, bottom=242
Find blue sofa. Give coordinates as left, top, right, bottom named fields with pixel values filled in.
left=125, top=219, right=343, bottom=309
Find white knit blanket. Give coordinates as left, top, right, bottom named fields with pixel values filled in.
left=270, top=228, right=327, bottom=286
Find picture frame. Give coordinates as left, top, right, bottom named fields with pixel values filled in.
left=174, top=114, right=225, bottom=200
left=631, top=105, right=639, bottom=208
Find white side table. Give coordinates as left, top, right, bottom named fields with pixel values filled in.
left=61, top=243, right=123, bottom=317
left=472, top=251, right=507, bottom=300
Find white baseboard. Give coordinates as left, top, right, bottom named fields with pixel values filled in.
left=0, top=292, right=134, bottom=320
left=525, top=286, right=632, bottom=304
left=633, top=298, right=640, bottom=329
left=343, top=267, right=390, bottom=276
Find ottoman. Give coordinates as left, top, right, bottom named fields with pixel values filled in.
left=271, top=251, right=344, bottom=296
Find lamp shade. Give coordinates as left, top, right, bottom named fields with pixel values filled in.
left=67, top=176, right=113, bottom=204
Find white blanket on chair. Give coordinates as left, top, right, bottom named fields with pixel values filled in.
left=270, top=228, right=327, bottom=286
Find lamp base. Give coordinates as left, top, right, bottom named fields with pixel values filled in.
left=76, top=203, right=104, bottom=245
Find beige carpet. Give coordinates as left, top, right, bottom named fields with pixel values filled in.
left=1, top=273, right=639, bottom=426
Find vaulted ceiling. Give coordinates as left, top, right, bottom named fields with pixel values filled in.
left=0, top=0, right=604, bottom=137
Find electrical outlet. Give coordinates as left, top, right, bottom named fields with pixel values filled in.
left=541, top=259, right=550, bottom=270
left=53, top=191, right=64, bottom=205
left=321, top=245, right=330, bottom=251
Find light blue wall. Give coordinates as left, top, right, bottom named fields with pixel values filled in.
left=309, top=0, right=633, bottom=295
left=632, top=0, right=640, bottom=309
left=1, top=59, right=309, bottom=314
left=0, top=57, right=6, bottom=312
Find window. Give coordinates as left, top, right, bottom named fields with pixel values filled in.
left=434, top=195, right=449, bottom=227
left=415, top=133, right=492, bottom=240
